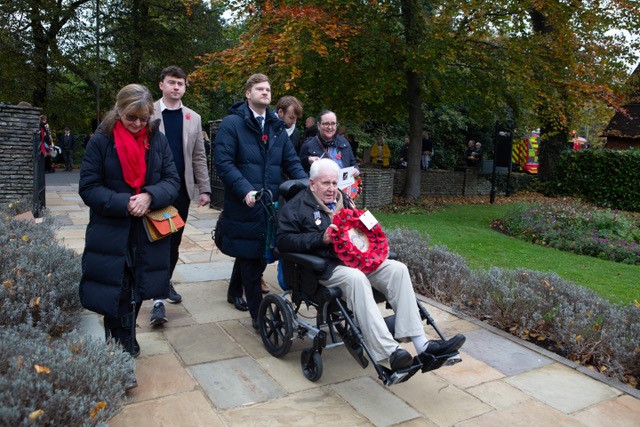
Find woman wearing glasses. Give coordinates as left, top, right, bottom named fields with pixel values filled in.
left=79, top=84, right=180, bottom=388
left=299, top=110, right=359, bottom=175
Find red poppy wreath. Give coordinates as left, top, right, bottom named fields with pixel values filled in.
left=331, top=208, right=388, bottom=274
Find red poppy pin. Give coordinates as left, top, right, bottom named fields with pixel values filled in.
left=336, top=152, right=342, bottom=160
left=185, top=113, right=191, bottom=120
left=262, top=134, right=268, bottom=143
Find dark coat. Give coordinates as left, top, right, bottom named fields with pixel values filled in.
left=61, top=133, right=76, bottom=151
left=277, top=187, right=353, bottom=279
left=214, top=101, right=306, bottom=259
left=299, top=135, right=358, bottom=173
left=79, top=120, right=180, bottom=317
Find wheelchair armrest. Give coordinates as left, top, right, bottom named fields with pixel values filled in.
left=279, top=252, right=329, bottom=274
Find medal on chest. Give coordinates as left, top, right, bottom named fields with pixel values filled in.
left=314, top=211, right=321, bottom=226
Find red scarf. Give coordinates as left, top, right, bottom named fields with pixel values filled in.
left=113, top=120, right=149, bottom=194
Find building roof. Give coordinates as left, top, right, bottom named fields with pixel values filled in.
left=603, top=65, right=640, bottom=139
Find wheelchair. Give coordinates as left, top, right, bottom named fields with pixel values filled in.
left=256, top=179, right=463, bottom=386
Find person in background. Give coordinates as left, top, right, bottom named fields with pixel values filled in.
left=370, top=135, right=391, bottom=168
left=214, top=73, right=307, bottom=328
left=39, top=115, right=55, bottom=173
left=276, top=95, right=303, bottom=153
left=338, top=125, right=359, bottom=161
left=79, top=84, right=180, bottom=389
left=421, top=130, right=433, bottom=170
left=464, top=139, right=477, bottom=167
left=302, top=116, right=318, bottom=145
left=299, top=110, right=359, bottom=175
left=149, top=65, right=211, bottom=326
left=398, top=135, right=410, bottom=169
left=61, top=127, right=76, bottom=171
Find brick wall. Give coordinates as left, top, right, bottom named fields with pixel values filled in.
left=356, top=168, right=395, bottom=209
left=392, top=168, right=492, bottom=198
left=0, top=103, right=40, bottom=204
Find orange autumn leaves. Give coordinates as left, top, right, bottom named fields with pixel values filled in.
left=25, top=361, right=107, bottom=420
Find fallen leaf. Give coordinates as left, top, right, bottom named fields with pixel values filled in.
left=90, top=401, right=107, bottom=418
left=34, top=364, right=51, bottom=374
left=28, top=409, right=44, bottom=420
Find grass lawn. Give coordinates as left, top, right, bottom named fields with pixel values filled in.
left=374, top=204, right=639, bottom=305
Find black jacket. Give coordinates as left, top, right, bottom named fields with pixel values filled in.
left=277, top=187, right=354, bottom=279
left=79, top=120, right=180, bottom=317
left=299, top=135, right=358, bottom=173
left=214, top=101, right=306, bottom=259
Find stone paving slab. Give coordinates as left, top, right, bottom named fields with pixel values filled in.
left=505, top=362, right=621, bottom=414
left=432, top=351, right=505, bottom=389
left=78, top=312, right=103, bottom=341
left=457, top=400, right=583, bottom=426
left=128, top=353, right=198, bottom=403
left=220, top=387, right=372, bottom=425
left=391, top=372, right=493, bottom=426
left=109, top=390, right=224, bottom=427
left=466, top=379, right=533, bottom=410
left=331, top=376, right=421, bottom=426
left=462, top=328, right=552, bottom=376
left=217, top=319, right=272, bottom=359
left=179, top=280, right=250, bottom=324
left=255, top=346, right=368, bottom=393
left=189, top=218, right=219, bottom=230
left=173, top=261, right=234, bottom=282
left=190, top=356, right=287, bottom=409
left=165, top=323, right=247, bottom=366
left=571, top=394, right=640, bottom=426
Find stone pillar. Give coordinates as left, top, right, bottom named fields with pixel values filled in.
left=357, top=168, right=394, bottom=208
left=0, top=103, right=41, bottom=206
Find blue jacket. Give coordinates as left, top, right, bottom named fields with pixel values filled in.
left=214, top=101, right=306, bottom=259
left=299, top=134, right=358, bottom=173
left=79, top=120, right=180, bottom=317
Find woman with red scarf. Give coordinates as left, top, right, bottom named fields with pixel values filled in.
left=79, top=84, right=180, bottom=389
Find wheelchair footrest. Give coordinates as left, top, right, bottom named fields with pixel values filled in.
left=418, top=351, right=462, bottom=373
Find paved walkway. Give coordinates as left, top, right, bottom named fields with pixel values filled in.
left=45, top=171, right=640, bottom=426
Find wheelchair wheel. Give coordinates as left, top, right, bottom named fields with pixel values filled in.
left=301, top=349, right=323, bottom=382
left=258, top=294, right=294, bottom=357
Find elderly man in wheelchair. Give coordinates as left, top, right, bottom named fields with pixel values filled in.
left=265, top=158, right=465, bottom=385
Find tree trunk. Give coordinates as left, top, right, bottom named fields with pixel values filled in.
left=30, top=11, right=49, bottom=108
left=401, top=0, right=428, bottom=199
left=404, top=69, right=423, bottom=199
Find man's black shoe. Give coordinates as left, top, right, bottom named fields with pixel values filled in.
left=389, top=348, right=413, bottom=371
left=227, top=295, right=248, bottom=311
left=422, top=334, right=466, bottom=357
left=252, top=318, right=259, bottom=330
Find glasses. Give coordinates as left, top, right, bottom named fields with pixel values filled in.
left=320, top=122, right=338, bottom=128
left=124, top=114, right=151, bottom=123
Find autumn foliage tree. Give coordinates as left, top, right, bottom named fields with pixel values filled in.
left=195, top=0, right=640, bottom=191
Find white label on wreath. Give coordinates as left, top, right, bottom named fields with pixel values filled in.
left=359, top=210, right=379, bottom=230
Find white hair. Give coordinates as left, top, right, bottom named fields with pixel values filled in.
left=309, top=158, right=340, bottom=179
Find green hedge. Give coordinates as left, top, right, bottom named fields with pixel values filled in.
left=551, top=149, right=640, bottom=212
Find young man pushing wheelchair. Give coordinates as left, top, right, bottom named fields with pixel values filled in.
left=276, top=158, right=465, bottom=372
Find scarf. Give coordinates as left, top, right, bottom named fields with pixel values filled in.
left=113, top=120, right=149, bottom=194
left=312, top=190, right=345, bottom=219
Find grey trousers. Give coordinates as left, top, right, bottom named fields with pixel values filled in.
left=320, top=259, right=424, bottom=362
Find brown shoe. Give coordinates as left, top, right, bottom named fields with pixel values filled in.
left=261, top=278, right=269, bottom=294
